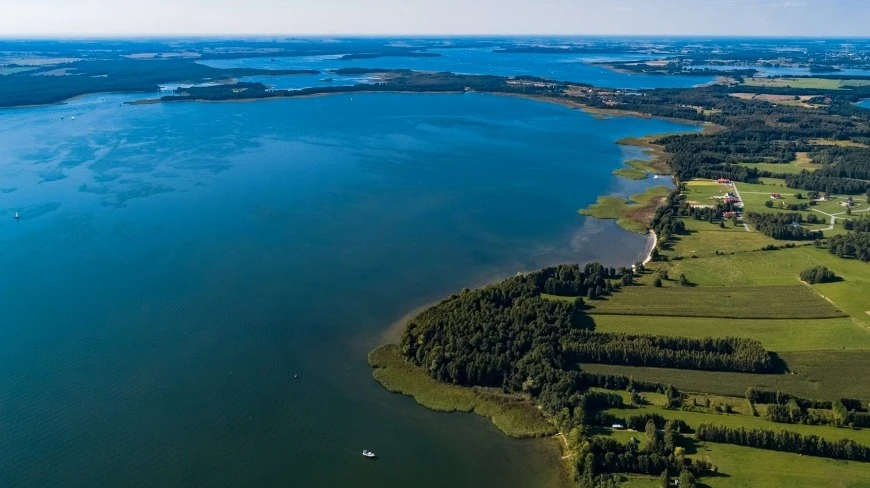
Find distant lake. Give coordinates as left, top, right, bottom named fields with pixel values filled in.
left=199, top=48, right=714, bottom=89
left=0, top=92, right=695, bottom=488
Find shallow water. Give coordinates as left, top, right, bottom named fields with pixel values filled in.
left=0, top=92, right=695, bottom=487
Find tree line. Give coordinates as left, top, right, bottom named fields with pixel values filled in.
left=563, top=331, right=776, bottom=373
left=745, top=212, right=824, bottom=240
left=695, top=423, right=870, bottom=462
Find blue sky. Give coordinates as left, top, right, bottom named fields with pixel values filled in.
left=1, top=0, right=868, bottom=37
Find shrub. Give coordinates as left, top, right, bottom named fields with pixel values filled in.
left=800, top=265, right=837, bottom=284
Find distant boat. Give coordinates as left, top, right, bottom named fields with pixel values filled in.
left=362, top=450, right=376, bottom=458
left=60, top=116, right=64, bottom=120
left=71, top=116, right=76, bottom=120
left=14, top=212, right=19, bottom=220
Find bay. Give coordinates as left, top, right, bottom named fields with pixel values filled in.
left=0, top=92, right=695, bottom=487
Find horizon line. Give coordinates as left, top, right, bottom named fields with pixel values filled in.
left=2, top=34, right=870, bottom=40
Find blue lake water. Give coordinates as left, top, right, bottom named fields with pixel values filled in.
left=200, top=48, right=714, bottom=89
left=0, top=92, right=695, bottom=487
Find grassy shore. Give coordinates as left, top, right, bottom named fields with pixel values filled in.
left=579, top=186, right=671, bottom=234
left=369, top=344, right=556, bottom=438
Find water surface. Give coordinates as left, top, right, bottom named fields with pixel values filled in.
left=0, top=92, right=696, bottom=487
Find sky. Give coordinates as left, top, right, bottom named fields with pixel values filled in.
left=1, top=0, right=868, bottom=37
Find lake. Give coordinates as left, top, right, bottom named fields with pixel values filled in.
left=0, top=92, right=695, bottom=487
left=199, top=47, right=714, bottom=90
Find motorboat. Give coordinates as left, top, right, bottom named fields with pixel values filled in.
left=362, top=450, right=376, bottom=458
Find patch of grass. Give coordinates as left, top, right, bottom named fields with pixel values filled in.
left=810, top=138, right=869, bottom=148
left=541, top=293, right=580, bottom=303
left=579, top=186, right=670, bottom=234
left=369, top=344, right=556, bottom=438
left=613, top=168, right=649, bottom=180
left=588, top=284, right=845, bottom=319
left=582, top=349, right=870, bottom=401
left=591, top=315, right=870, bottom=352
left=737, top=152, right=819, bottom=175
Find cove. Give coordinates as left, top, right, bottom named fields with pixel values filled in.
left=0, top=92, right=696, bottom=488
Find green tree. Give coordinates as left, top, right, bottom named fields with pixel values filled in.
left=659, top=470, right=669, bottom=488
left=679, top=470, right=697, bottom=488
left=653, top=277, right=663, bottom=288
left=679, top=274, right=690, bottom=287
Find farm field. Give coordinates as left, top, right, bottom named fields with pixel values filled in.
left=656, top=246, right=870, bottom=322
left=742, top=77, right=870, bottom=89
left=587, top=284, right=845, bottom=319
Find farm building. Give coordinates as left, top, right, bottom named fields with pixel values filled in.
left=724, top=197, right=741, bottom=204
left=716, top=178, right=732, bottom=185
left=770, top=193, right=782, bottom=199
left=611, top=423, right=625, bottom=430
left=723, top=211, right=738, bottom=218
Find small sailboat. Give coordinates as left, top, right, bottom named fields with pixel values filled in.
left=14, top=212, right=20, bottom=220
left=362, top=450, right=376, bottom=458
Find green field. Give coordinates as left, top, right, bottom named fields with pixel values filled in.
left=369, top=344, right=556, bottom=438
left=619, top=441, right=870, bottom=488
left=588, top=284, right=845, bottom=319
left=684, top=179, right=730, bottom=205
left=579, top=186, right=670, bottom=233
left=583, top=349, right=870, bottom=401
left=670, top=218, right=775, bottom=256
left=592, top=315, right=870, bottom=352
left=737, top=152, right=819, bottom=175
left=743, top=77, right=870, bottom=89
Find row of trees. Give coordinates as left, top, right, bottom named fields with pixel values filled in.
left=767, top=400, right=870, bottom=428
left=695, top=423, right=870, bottom=462
left=784, top=173, right=870, bottom=195
left=744, top=212, right=824, bottom=240
left=563, top=332, right=776, bottom=373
